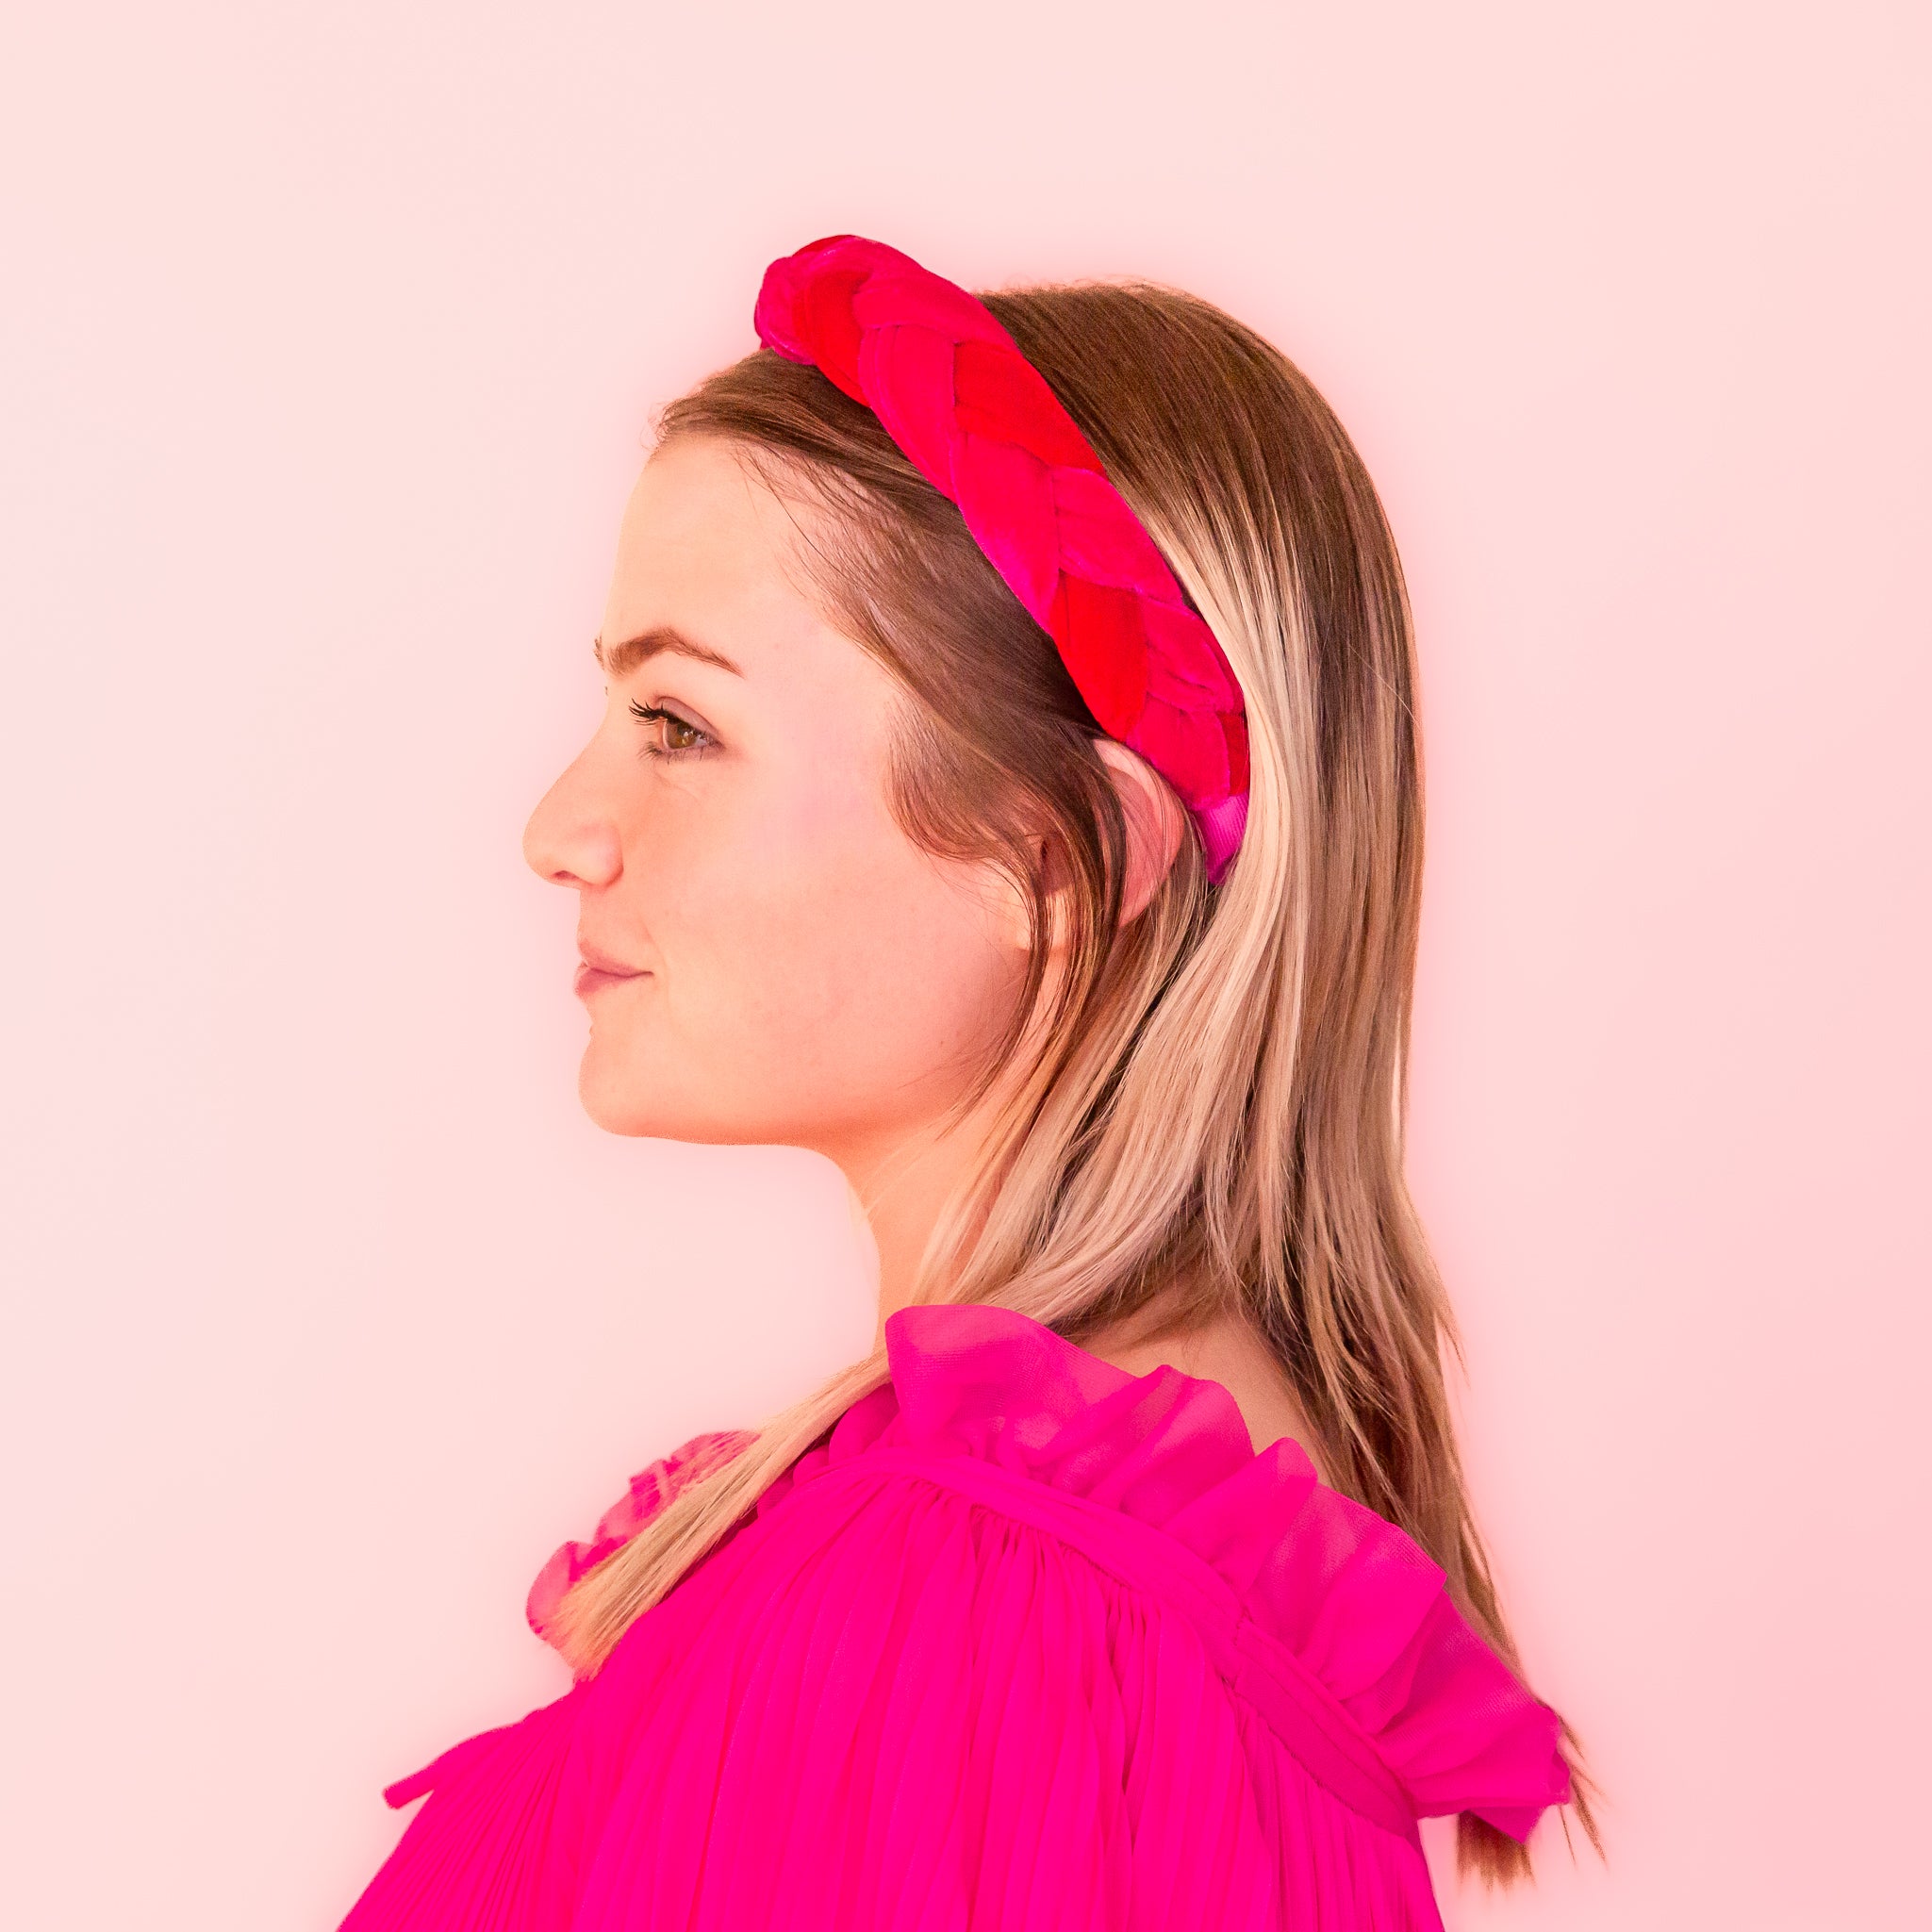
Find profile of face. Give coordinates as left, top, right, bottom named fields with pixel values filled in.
left=521, top=438, right=1045, bottom=1174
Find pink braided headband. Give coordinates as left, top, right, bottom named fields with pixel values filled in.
left=753, top=235, right=1250, bottom=884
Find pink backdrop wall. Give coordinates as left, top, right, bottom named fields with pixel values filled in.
left=4, top=4, right=1926, bottom=1925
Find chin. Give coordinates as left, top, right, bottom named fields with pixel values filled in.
left=575, top=1050, right=730, bottom=1142
left=576, top=1049, right=664, bottom=1137
left=576, top=1050, right=812, bottom=1148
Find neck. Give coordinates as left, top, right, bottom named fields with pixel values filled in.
left=832, top=1115, right=1321, bottom=1475
left=831, top=1109, right=1002, bottom=1348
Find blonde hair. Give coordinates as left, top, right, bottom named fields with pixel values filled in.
left=552, top=281, right=1596, bottom=1881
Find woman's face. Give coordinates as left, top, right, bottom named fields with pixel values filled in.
left=523, top=436, right=1032, bottom=1168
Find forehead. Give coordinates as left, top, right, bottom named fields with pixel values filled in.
left=600, top=434, right=898, bottom=719
left=606, top=438, right=805, bottom=631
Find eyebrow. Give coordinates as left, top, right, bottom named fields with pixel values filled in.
left=592, top=626, right=745, bottom=680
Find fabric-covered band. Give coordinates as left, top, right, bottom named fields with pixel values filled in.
left=753, top=235, right=1250, bottom=884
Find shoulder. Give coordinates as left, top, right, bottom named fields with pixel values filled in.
left=340, top=1307, right=1568, bottom=1929
left=716, top=1304, right=1571, bottom=1845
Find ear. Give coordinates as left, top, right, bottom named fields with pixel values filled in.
left=1002, top=740, right=1188, bottom=957
left=1091, top=737, right=1186, bottom=927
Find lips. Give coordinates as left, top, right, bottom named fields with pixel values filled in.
left=574, top=939, right=647, bottom=999
left=576, top=939, right=642, bottom=978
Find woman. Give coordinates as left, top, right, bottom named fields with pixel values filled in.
left=340, top=235, right=1591, bottom=1930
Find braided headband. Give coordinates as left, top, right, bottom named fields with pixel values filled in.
left=753, top=235, right=1250, bottom=884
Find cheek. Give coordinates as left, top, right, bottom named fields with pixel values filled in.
left=730, top=828, right=985, bottom=1047
left=663, top=784, right=1016, bottom=1107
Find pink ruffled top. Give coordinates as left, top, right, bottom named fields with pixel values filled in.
left=340, top=1303, right=1569, bottom=1930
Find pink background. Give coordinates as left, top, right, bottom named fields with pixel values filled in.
left=3, top=4, right=1926, bottom=1926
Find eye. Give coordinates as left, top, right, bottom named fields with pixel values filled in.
left=628, top=698, right=718, bottom=760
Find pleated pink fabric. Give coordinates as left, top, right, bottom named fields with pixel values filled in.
left=340, top=1304, right=1570, bottom=1930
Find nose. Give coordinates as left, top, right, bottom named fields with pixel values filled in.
left=523, top=748, right=622, bottom=890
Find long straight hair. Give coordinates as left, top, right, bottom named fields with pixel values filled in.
left=550, top=281, right=1595, bottom=1881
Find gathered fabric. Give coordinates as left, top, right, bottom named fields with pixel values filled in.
left=340, top=1303, right=1569, bottom=1930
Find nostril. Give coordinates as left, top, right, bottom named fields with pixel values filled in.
left=526, top=825, right=622, bottom=893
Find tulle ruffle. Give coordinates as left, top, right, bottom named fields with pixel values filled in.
left=524, top=1428, right=754, bottom=1647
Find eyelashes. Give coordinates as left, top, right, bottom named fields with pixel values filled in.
left=628, top=698, right=718, bottom=761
